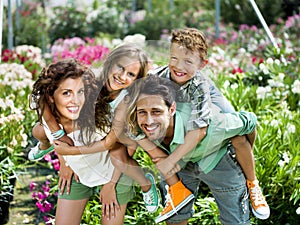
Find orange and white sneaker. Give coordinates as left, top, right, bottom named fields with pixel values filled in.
left=247, top=179, right=270, bottom=220
left=155, top=180, right=194, bottom=223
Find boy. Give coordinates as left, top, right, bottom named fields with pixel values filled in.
left=148, top=27, right=269, bottom=220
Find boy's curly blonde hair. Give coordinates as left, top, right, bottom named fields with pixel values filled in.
left=171, top=27, right=208, bottom=61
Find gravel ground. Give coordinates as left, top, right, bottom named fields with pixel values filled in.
left=7, top=167, right=52, bottom=225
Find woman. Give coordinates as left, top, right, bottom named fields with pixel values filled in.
left=29, top=44, right=159, bottom=224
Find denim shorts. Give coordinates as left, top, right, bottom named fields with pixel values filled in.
left=159, top=147, right=250, bottom=225
left=59, top=174, right=134, bottom=205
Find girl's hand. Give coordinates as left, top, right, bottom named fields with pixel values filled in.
left=99, top=182, right=120, bottom=220
left=54, top=140, right=72, bottom=155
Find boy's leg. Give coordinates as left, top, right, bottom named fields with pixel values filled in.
left=231, top=131, right=270, bottom=220
left=136, top=140, right=195, bottom=222
left=200, top=148, right=251, bottom=225
left=231, top=135, right=256, bottom=181
left=155, top=162, right=198, bottom=224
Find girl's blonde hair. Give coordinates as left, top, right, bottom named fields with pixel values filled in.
left=95, top=43, right=151, bottom=133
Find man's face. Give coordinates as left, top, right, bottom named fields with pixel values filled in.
left=136, top=94, right=175, bottom=141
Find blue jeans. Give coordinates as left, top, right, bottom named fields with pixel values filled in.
left=159, top=147, right=250, bottom=225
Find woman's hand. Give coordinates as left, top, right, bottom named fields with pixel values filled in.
left=57, top=155, right=79, bottom=195
left=99, top=182, right=120, bottom=220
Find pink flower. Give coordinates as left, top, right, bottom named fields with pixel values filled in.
left=36, top=201, right=44, bottom=212
left=29, top=182, right=37, bottom=192
left=43, top=201, right=53, bottom=213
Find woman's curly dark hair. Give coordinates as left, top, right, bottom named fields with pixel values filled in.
left=30, top=58, right=98, bottom=144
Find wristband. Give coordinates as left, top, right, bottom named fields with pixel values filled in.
left=51, top=129, right=65, bottom=140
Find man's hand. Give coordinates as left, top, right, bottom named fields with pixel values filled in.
left=100, top=182, right=120, bottom=220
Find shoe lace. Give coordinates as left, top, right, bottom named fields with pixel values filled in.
left=163, top=185, right=177, bottom=214
left=144, top=189, right=155, bottom=205
left=249, top=186, right=265, bottom=206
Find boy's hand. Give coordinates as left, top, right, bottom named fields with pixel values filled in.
left=153, top=157, right=181, bottom=176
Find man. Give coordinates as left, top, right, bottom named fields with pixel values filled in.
left=126, top=75, right=257, bottom=224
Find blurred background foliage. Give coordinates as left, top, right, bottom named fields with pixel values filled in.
left=2, top=0, right=300, bottom=49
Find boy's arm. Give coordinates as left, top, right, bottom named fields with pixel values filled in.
left=155, top=127, right=207, bottom=175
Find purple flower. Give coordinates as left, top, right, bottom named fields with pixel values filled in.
left=29, top=182, right=37, bottom=192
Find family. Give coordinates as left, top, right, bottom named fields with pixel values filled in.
left=28, top=27, right=270, bottom=225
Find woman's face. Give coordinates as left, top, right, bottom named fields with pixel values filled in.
left=106, top=56, right=141, bottom=92
left=50, top=77, right=85, bottom=123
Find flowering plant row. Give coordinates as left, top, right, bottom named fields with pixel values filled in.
left=0, top=14, right=299, bottom=225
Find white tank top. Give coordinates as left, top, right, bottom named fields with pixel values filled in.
left=42, top=89, right=128, bottom=187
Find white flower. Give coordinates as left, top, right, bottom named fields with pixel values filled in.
left=10, top=136, right=18, bottom=146
left=123, top=34, right=146, bottom=47
left=278, top=73, right=285, bottom=80
left=230, top=83, right=238, bottom=90
left=274, top=59, right=280, bottom=65
left=266, top=58, right=274, bottom=64
left=278, top=160, right=285, bottom=167
left=268, top=79, right=284, bottom=88
left=259, top=63, right=269, bottom=74
left=270, top=119, right=279, bottom=127
left=223, top=80, right=230, bottom=89
left=256, top=86, right=271, bottom=99
left=286, top=123, right=296, bottom=134
left=296, top=206, right=300, bottom=215
left=238, top=48, right=246, bottom=54
left=291, top=80, right=300, bottom=94
left=282, top=152, right=290, bottom=163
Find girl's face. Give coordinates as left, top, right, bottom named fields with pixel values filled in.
left=169, top=43, right=205, bottom=85
left=106, top=56, right=141, bottom=92
left=50, top=77, right=85, bottom=123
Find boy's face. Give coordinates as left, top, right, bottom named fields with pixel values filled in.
left=136, top=94, right=175, bottom=141
left=169, top=43, right=204, bottom=85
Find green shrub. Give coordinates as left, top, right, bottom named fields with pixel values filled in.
left=48, top=5, right=89, bottom=44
